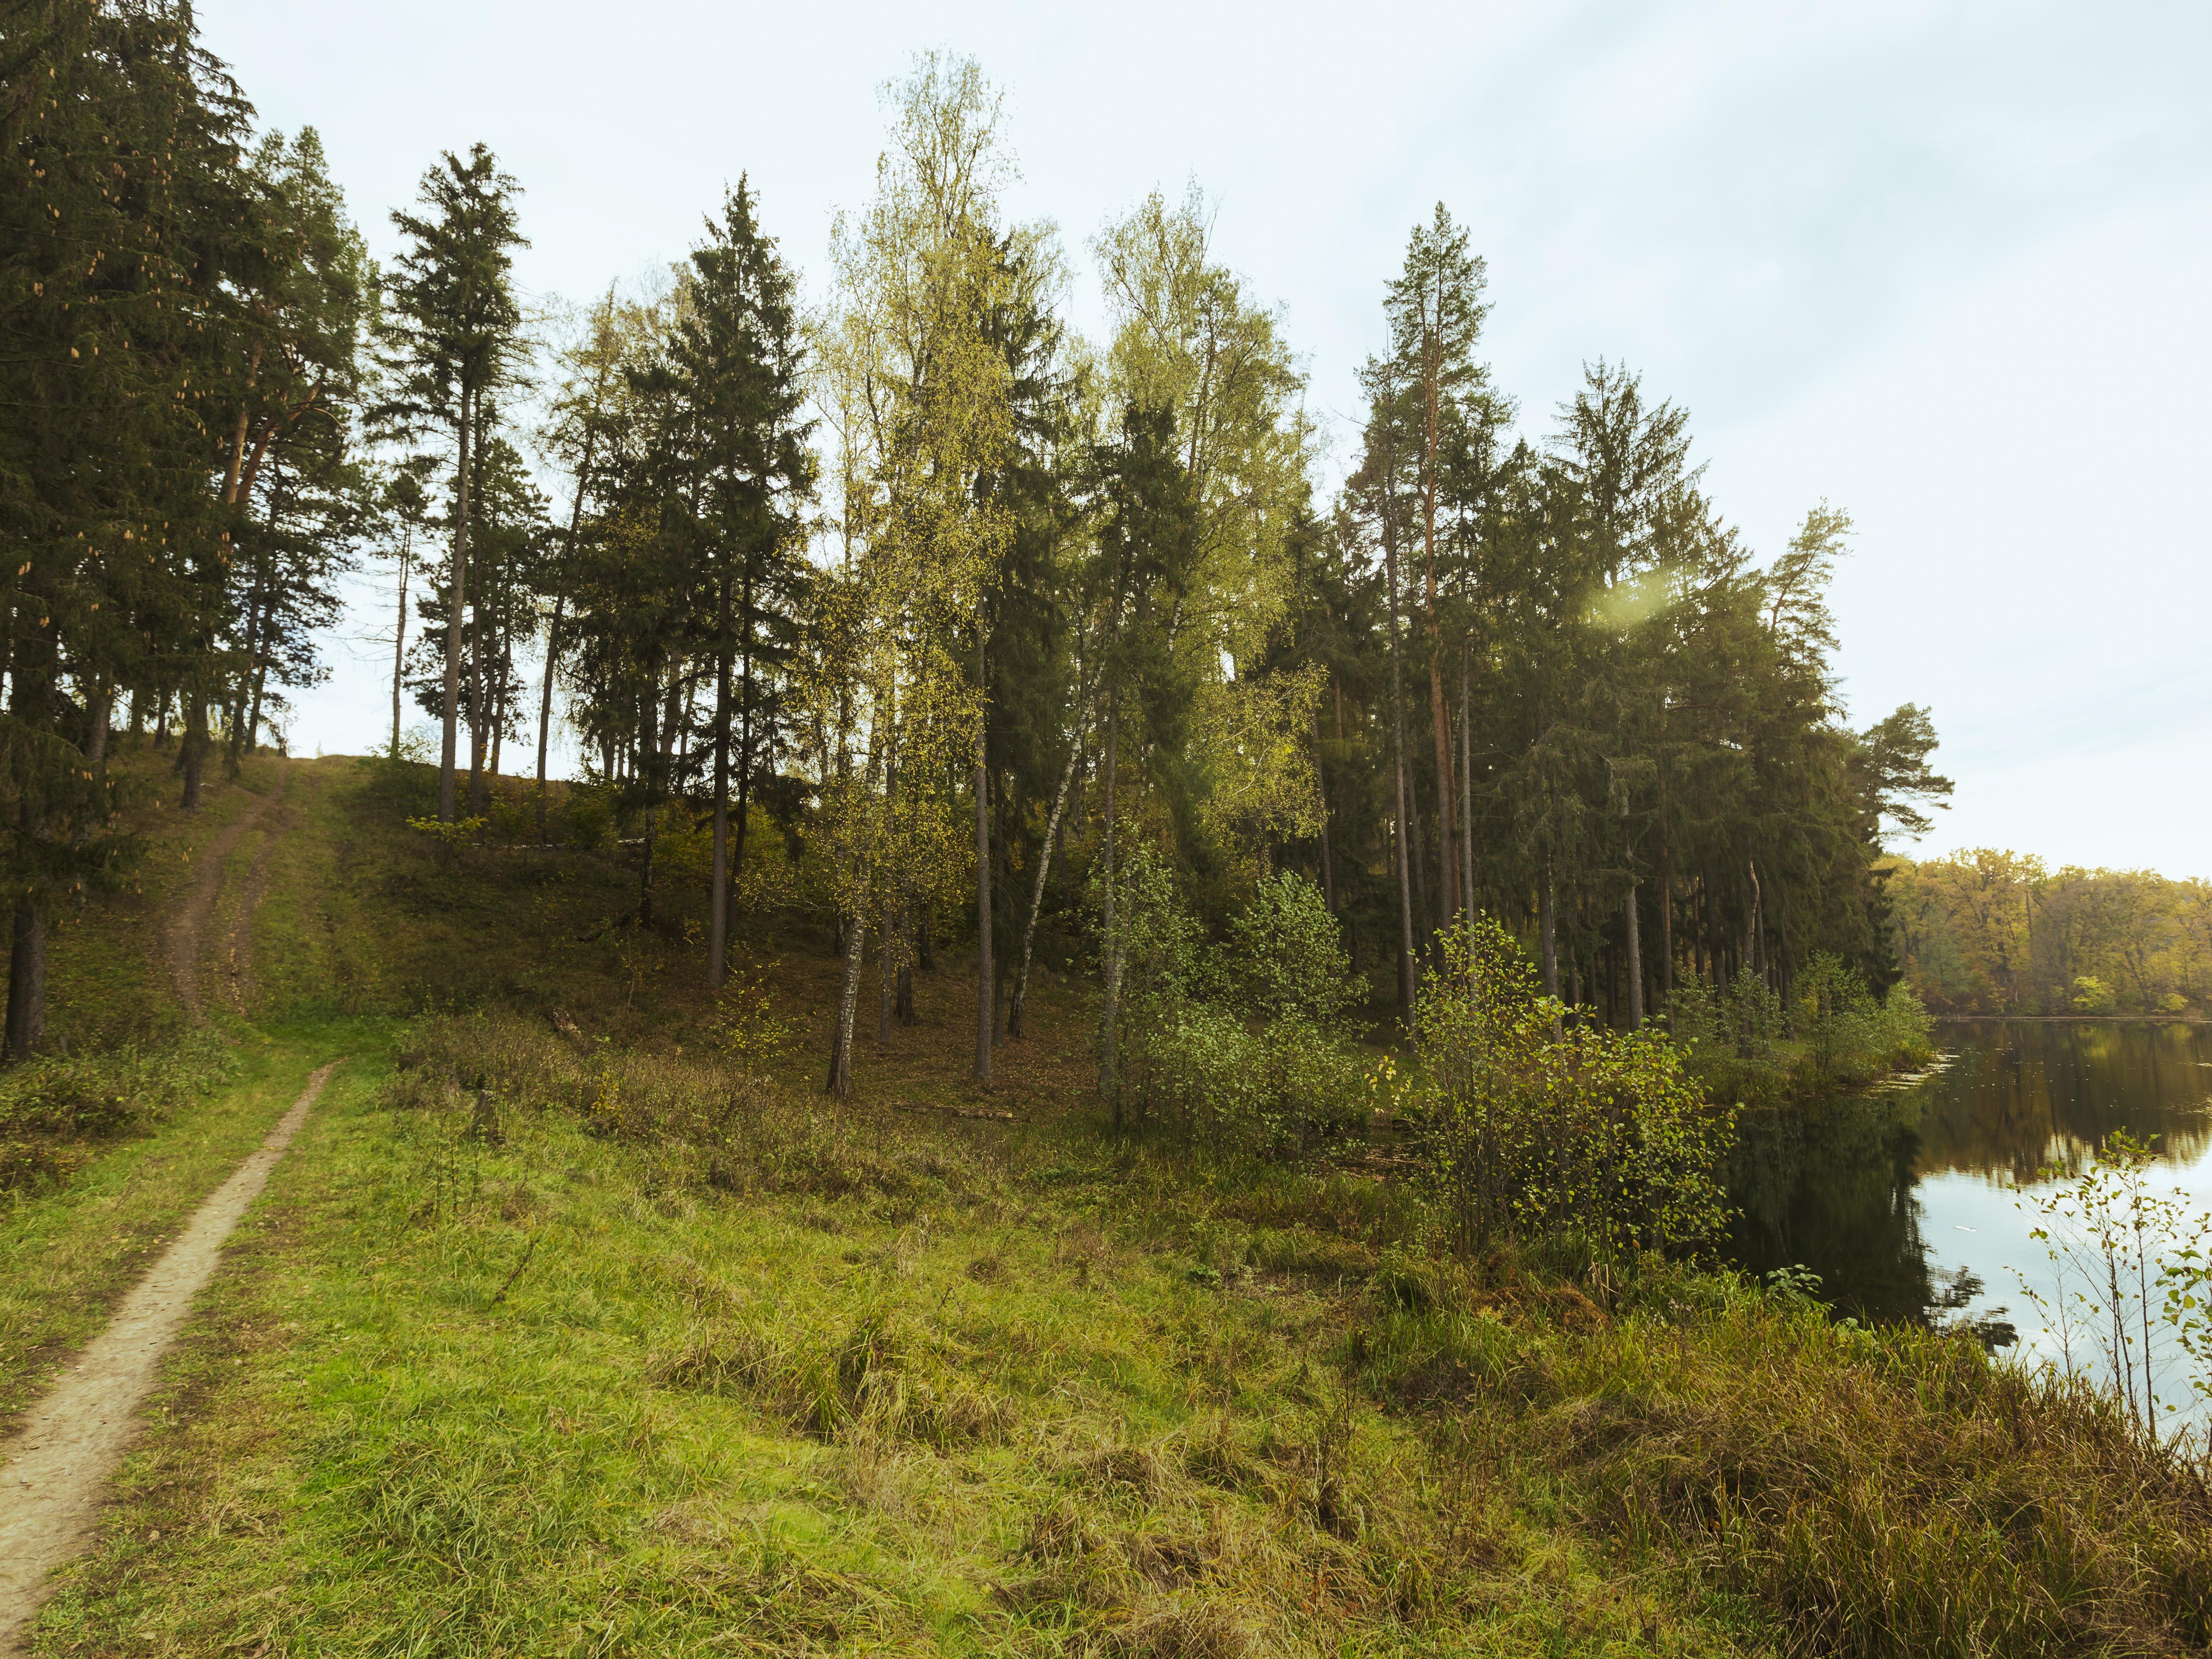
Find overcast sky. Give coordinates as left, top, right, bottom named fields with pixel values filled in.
left=198, top=0, right=2212, bottom=877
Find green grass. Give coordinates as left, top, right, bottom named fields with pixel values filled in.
left=28, top=1016, right=1763, bottom=1657
left=14, top=749, right=2212, bottom=1657
left=0, top=1033, right=319, bottom=1427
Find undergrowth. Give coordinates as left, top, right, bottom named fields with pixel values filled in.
left=0, top=1032, right=230, bottom=1195
left=309, top=1012, right=2212, bottom=1655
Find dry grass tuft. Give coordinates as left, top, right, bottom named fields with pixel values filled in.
left=1101, top=1601, right=1259, bottom=1659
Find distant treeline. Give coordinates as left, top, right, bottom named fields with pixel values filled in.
left=1886, top=851, right=2212, bottom=1016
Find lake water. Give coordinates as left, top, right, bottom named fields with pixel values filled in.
left=1726, top=1020, right=2212, bottom=1356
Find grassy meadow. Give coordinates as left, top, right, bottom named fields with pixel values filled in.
left=5, top=747, right=2209, bottom=1657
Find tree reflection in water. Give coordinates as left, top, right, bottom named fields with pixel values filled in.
left=1724, top=1021, right=2212, bottom=1346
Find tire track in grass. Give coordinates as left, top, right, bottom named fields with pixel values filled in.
left=165, top=771, right=285, bottom=1025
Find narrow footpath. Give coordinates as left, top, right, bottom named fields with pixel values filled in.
left=0, top=1064, right=337, bottom=1654
left=0, top=771, right=328, bottom=1653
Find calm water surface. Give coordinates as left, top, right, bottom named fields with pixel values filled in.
left=1726, top=1020, right=2212, bottom=1354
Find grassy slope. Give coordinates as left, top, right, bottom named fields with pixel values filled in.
left=12, top=749, right=2212, bottom=1657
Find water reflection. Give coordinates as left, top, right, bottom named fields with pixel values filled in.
left=1724, top=1021, right=2212, bottom=1335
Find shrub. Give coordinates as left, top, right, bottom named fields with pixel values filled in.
left=1223, top=870, right=1362, bottom=1025
left=2072, top=973, right=2118, bottom=1014
left=1107, top=854, right=1369, bottom=1156
left=1667, top=958, right=1932, bottom=1101
left=1412, top=917, right=1734, bottom=1263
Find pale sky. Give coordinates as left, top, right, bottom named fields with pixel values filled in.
left=201, top=0, right=2212, bottom=878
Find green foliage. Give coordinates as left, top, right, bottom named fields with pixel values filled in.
left=1665, top=957, right=1931, bottom=1103
left=1223, top=867, right=1363, bottom=1025
left=2072, top=973, right=2118, bottom=1014
left=1413, top=916, right=1735, bottom=1261
left=1890, top=852, right=2212, bottom=1016
left=700, top=958, right=797, bottom=1069
left=2018, top=1128, right=2212, bottom=1438
left=1108, top=851, right=1369, bottom=1154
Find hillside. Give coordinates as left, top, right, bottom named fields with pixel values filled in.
left=3, top=750, right=2208, bottom=1658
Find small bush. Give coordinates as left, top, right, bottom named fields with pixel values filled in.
left=1108, top=855, right=1369, bottom=1155
left=1412, top=917, right=1735, bottom=1263
left=0, top=1036, right=227, bottom=1193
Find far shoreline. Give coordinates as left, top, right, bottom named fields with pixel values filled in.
left=1930, top=1013, right=2207, bottom=1026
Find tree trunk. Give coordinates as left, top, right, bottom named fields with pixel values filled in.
left=1098, top=700, right=1122, bottom=1113
left=1408, top=788, right=1434, bottom=967
left=439, top=386, right=473, bottom=824
left=86, top=684, right=110, bottom=772
left=1541, top=875, right=1558, bottom=1000
left=180, top=693, right=208, bottom=810
left=896, top=906, right=915, bottom=1025
left=1459, top=648, right=1475, bottom=921
left=1381, top=502, right=1417, bottom=1012
left=488, top=641, right=506, bottom=777
left=826, top=897, right=866, bottom=1102
left=728, top=589, right=756, bottom=955
left=973, top=720, right=993, bottom=1086
left=1429, top=657, right=1458, bottom=921
left=246, top=654, right=269, bottom=757
left=6, top=887, right=43, bottom=1061
left=391, top=530, right=411, bottom=757
left=879, top=896, right=896, bottom=1046
left=1010, top=733, right=1082, bottom=1039
left=1421, top=308, right=1459, bottom=921
left=467, top=597, right=488, bottom=814
left=230, top=551, right=268, bottom=768
left=1316, top=696, right=1337, bottom=918
left=6, top=655, right=50, bottom=1057
left=706, top=593, right=731, bottom=990
left=1659, top=843, right=1674, bottom=1000
left=535, top=593, right=563, bottom=842
left=1624, top=880, right=1644, bottom=1030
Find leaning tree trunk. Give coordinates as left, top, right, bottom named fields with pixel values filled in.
left=1009, top=730, right=1082, bottom=1039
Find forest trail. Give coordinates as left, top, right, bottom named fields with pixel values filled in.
left=166, top=769, right=288, bottom=1022
left=0, top=1061, right=339, bottom=1655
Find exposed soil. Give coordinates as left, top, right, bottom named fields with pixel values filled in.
left=0, top=1062, right=338, bottom=1654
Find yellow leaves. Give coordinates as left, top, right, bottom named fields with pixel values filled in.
left=1189, top=662, right=1327, bottom=861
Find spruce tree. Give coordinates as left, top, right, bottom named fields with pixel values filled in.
left=662, top=180, right=813, bottom=988
left=381, top=145, right=527, bottom=822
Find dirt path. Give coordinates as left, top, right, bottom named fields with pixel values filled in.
left=166, top=771, right=286, bottom=1023
left=0, top=1061, right=339, bottom=1655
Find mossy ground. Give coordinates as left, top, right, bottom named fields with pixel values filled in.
left=9, top=748, right=2209, bottom=1657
